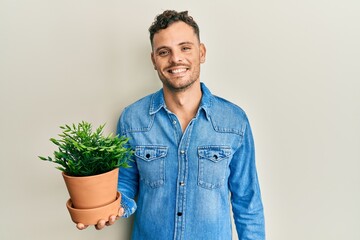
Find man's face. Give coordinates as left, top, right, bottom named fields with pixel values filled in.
left=151, top=21, right=206, bottom=92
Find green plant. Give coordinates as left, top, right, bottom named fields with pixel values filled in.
left=39, top=121, right=133, bottom=177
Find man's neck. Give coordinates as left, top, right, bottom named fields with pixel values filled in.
left=163, top=82, right=202, bottom=132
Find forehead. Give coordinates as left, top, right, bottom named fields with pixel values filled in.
left=152, top=21, right=198, bottom=48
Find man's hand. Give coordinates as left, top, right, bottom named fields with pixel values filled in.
left=76, top=207, right=125, bottom=230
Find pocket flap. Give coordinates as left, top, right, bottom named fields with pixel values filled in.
left=198, top=146, right=231, bottom=162
left=135, top=145, right=168, bottom=161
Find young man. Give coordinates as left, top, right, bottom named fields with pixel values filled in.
left=79, top=10, right=265, bottom=239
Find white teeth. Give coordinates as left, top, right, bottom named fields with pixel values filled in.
left=171, top=68, right=186, bottom=74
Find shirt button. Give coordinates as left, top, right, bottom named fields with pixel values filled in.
left=180, top=150, right=185, bottom=154
left=179, top=182, right=185, bottom=186
left=173, top=120, right=177, bottom=125
left=177, top=212, right=183, bottom=216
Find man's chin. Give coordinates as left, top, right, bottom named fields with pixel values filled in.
left=162, top=80, right=197, bottom=92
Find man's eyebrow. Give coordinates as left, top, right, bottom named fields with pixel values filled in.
left=154, top=46, right=168, bottom=53
left=178, top=41, right=194, bottom=46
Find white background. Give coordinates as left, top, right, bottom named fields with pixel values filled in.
left=1, top=1, right=359, bottom=239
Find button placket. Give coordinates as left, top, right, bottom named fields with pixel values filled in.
left=175, top=141, right=188, bottom=238
left=174, top=115, right=197, bottom=239
left=179, top=151, right=186, bottom=186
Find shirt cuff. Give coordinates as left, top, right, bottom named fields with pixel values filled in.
left=120, top=193, right=137, bottom=218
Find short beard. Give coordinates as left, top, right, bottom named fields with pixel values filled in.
left=158, top=64, right=200, bottom=92
left=160, top=77, right=197, bottom=92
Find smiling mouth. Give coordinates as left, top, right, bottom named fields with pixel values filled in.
left=168, top=68, right=188, bottom=74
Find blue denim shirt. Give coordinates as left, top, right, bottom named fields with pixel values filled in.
left=117, top=83, right=265, bottom=240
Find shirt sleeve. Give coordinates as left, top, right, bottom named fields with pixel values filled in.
left=117, top=109, right=139, bottom=218
left=228, top=116, right=266, bottom=239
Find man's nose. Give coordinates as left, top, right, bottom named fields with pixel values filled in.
left=169, top=50, right=183, bottom=63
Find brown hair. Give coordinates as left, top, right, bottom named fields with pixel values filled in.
left=149, top=10, right=200, bottom=47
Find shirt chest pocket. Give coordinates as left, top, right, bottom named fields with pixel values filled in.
left=198, top=146, right=231, bottom=190
left=135, top=145, right=168, bottom=188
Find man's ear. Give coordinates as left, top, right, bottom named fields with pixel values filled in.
left=151, top=52, right=157, bottom=70
left=200, top=43, right=206, bottom=63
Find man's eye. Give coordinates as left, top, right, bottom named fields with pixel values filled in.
left=159, top=50, right=169, bottom=56
left=182, top=47, right=191, bottom=51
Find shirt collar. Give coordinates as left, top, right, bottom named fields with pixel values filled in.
left=149, top=88, right=165, bottom=115
left=149, top=82, right=213, bottom=120
left=198, top=82, right=213, bottom=121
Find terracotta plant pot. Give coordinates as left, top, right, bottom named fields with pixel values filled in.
left=62, top=168, right=119, bottom=209
left=66, top=192, right=121, bottom=225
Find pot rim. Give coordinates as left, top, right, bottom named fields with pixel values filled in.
left=62, top=167, right=119, bottom=179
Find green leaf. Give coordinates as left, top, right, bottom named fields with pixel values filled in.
left=38, top=121, right=134, bottom=176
